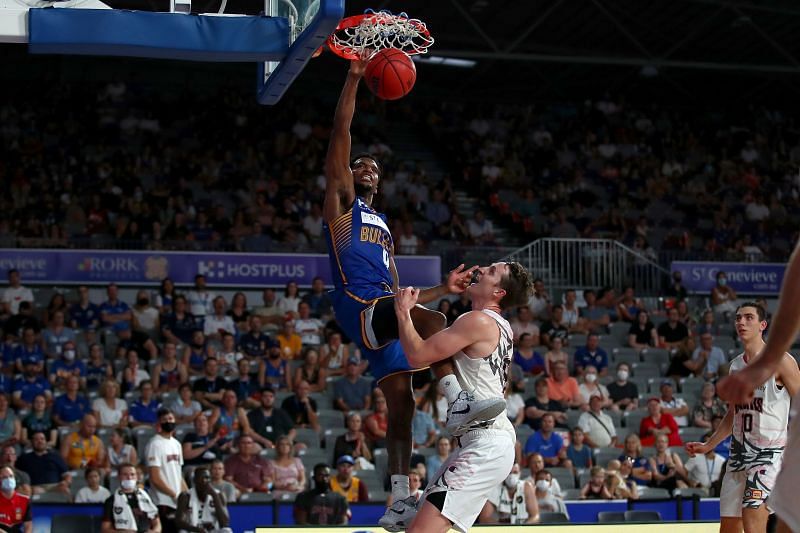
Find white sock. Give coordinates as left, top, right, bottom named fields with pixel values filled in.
left=391, top=474, right=410, bottom=501
left=438, top=374, right=462, bottom=405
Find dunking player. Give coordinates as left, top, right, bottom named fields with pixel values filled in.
left=324, top=57, right=505, bottom=530
left=719, top=241, right=800, bottom=533
left=686, top=301, right=800, bottom=533
left=394, top=262, right=533, bottom=533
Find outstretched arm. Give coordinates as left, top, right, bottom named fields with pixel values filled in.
left=718, top=240, right=800, bottom=403
left=415, top=264, right=478, bottom=305
left=323, top=58, right=368, bottom=223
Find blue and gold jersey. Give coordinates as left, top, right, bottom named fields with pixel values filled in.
left=324, top=197, right=394, bottom=290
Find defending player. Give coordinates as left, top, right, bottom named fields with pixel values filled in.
left=394, top=262, right=533, bottom=533
left=718, top=241, right=800, bottom=533
left=686, top=302, right=800, bottom=533
left=324, top=57, right=505, bottom=530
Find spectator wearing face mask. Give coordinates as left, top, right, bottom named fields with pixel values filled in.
left=607, top=363, right=639, bottom=412
left=533, top=470, right=569, bottom=517
left=577, top=365, right=611, bottom=408
left=480, top=463, right=539, bottom=525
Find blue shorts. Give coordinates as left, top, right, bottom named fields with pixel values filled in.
left=330, top=286, right=416, bottom=382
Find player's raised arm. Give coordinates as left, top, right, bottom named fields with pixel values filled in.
left=323, top=58, right=368, bottom=222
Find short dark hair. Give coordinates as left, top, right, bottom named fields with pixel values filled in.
left=350, top=153, right=383, bottom=177
left=499, top=262, right=534, bottom=309
left=736, top=302, right=766, bottom=322
left=156, top=407, right=173, bottom=419
left=118, top=462, right=137, bottom=476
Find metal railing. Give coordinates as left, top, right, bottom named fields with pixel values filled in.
left=503, top=238, right=671, bottom=295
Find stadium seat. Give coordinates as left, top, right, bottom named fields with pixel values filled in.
left=293, top=427, right=321, bottom=448
left=632, top=362, right=660, bottom=379
left=625, top=510, right=662, bottom=521
left=594, top=447, right=622, bottom=468
left=239, top=492, right=274, bottom=503
left=674, top=487, right=708, bottom=498
left=562, top=488, right=582, bottom=500
left=609, top=322, right=632, bottom=345
left=679, top=427, right=708, bottom=443
left=612, top=347, right=640, bottom=366
left=598, top=511, right=626, bottom=522
left=323, top=427, right=347, bottom=450
left=539, top=512, right=569, bottom=523
left=309, top=392, right=333, bottom=410
left=515, top=424, right=534, bottom=445
left=679, top=378, right=705, bottom=398
left=641, top=348, right=671, bottom=368
left=549, top=467, right=575, bottom=490
left=637, top=487, right=670, bottom=500
left=317, top=409, right=345, bottom=430
left=32, top=492, right=72, bottom=503
left=623, top=409, right=648, bottom=430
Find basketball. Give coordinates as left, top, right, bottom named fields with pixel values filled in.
left=364, top=48, right=416, bottom=100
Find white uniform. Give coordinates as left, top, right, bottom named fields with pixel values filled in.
left=769, top=390, right=800, bottom=532
left=421, top=309, right=516, bottom=533
left=487, top=481, right=532, bottom=524
left=147, top=434, right=185, bottom=508
left=720, top=353, right=790, bottom=517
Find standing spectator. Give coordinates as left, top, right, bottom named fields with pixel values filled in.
left=578, top=395, right=617, bottom=448
left=101, top=463, right=160, bottom=533
left=267, top=435, right=306, bottom=495
left=276, top=320, right=303, bottom=360
left=186, top=274, right=215, bottom=319
left=1, top=270, right=33, bottom=316
left=68, top=285, right=101, bottom=333
left=155, top=278, right=177, bottom=315
left=523, top=379, right=568, bottom=431
left=332, top=358, right=372, bottom=412
left=545, top=362, right=582, bottom=409
left=281, top=380, right=320, bottom=431
left=330, top=455, right=369, bottom=503
left=223, top=435, right=273, bottom=494
left=132, top=289, right=160, bottom=340
left=294, top=464, right=349, bottom=525
left=302, top=277, right=333, bottom=320
left=277, top=281, right=302, bottom=317
left=210, top=460, right=238, bottom=503
left=61, top=414, right=105, bottom=470
left=74, top=467, right=111, bottom=503
left=41, top=311, right=76, bottom=361
left=16, top=431, right=70, bottom=495
left=129, top=380, right=162, bottom=427
left=607, top=363, right=639, bottom=412
left=688, top=333, right=728, bottom=380
left=691, top=382, right=726, bottom=429
left=12, top=362, right=51, bottom=410
left=247, top=388, right=296, bottom=450
left=657, top=308, right=690, bottom=349
left=147, top=408, right=187, bottom=533
left=574, top=334, right=609, bottom=377
left=710, top=271, right=737, bottom=318
left=176, top=467, right=231, bottom=533
left=161, top=295, right=198, bottom=346
left=99, top=283, right=132, bottom=330
left=193, top=358, right=227, bottom=410
left=0, top=466, right=31, bottom=532
left=294, top=302, right=324, bottom=347
left=204, top=296, right=237, bottom=343
left=628, top=310, right=658, bottom=351
left=659, top=381, right=689, bottom=426
left=52, top=375, right=90, bottom=427
left=639, top=398, right=681, bottom=447
left=523, top=414, right=572, bottom=470
left=21, top=395, right=56, bottom=449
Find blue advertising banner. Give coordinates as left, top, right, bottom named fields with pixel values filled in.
left=670, top=261, right=786, bottom=295
left=0, top=249, right=441, bottom=288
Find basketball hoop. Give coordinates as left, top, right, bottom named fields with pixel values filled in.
left=327, top=9, right=434, bottom=61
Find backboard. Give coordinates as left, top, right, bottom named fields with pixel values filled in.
left=0, top=0, right=343, bottom=105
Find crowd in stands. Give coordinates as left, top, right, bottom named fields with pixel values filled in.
left=0, top=258, right=753, bottom=525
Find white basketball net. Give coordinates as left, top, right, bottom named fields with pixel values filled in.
left=330, top=10, right=434, bottom=59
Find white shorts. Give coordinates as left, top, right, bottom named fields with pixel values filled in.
left=719, top=458, right=783, bottom=517
left=769, top=407, right=800, bottom=531
left=420, top=428, right=515, bottom=533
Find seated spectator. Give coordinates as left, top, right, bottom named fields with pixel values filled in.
left=524, top=453, right=561, bottom=497
left=99, top=283, right=132, bottom=330
left=85, top=343, right=112, bottom=392
left=295, top=302, right=324, bottom=347
left=302, top=277, right=333, bottom=321
left=293, top=348, right=327, bottom=393
left=117, top=350, right=150, bottom=394
left=281, top=380, right=320, bottom=432
left=696, top=309, right=722, bottom=337
left=513, top=333, right=545, bottom=376
left=239, top=316, right=274, bottom=360
left=657, top=308, right=690, bottom=349
left=688, top=333, right=728, bottom=380
left=1, top=446, right=31, bottom=496
left=532, top=470, right=569, bottom=516
left=60, top=414, right=105, bottom=470
left=176, top=466, right=232, bottom=533
left=13, top=327, right=44, bottom=374
left=101, top=463, right=160, bottom=532
left=252, top=288, right=284, bottom=335
left=577, top=365, right=611, bottom=407
left=603, top=460, right=637, bottom=500
left=580, top=289, right=611, bottom=334
left=171, top=383, right=203, bottom=424
left=49, top=340, right=86, bottom=393
left=648, top=433, right=687, bottom=494
left=268, top=435, right=306, bottom=495
left=41, top=310, right=76, bottom=360
left=543, top=337, right=569, bottom=376
left=411, top=404, right=437, bottom=450
left=683, top=434, right=725, bottom=490
left=426, top=436, right=451, bottom=479
left=12, top=361, right=51, bottom=410
left=664, top=271, right=688, bottom=302
left=260, top=344, right=291, bottom=392
left=93, top=379, right=128, bottom=429
left=523, top=378, right=568, bottom=431
left=467, top=210, right=495, bottom=245
left=578, top=395, right=617, bottom=448
left=505, top=378, right=526, bottom=427
left=74, top=467, right=112, bottom=503
left=278, top=281, right=302, bottom=318
left=211, top=389, right=253, bottom=443
left=566, top=427, right=593, bottom=470
left=68, top=285, right=101, bottom=333
left=539, top=306, right=569, bottom=347
left=320, top=332, right=356, bottom=378
left=333, top=358, right=371, bottom=412
left=217, top=332, right=244, bottom=378
left=618, top=434, right=651, bottom=486
left=659, top=380, right=689, bottom=426
left=183, top=413, right=232, bottom=466
left=676, top=300, right=697, bottom=332
left=248, top=388, right=296, bottom=450
left=509, top=306, right=540, bottom=344
left=223, top=435, right=273, bottom=494
left=710, top=271, right=737, bottom=318
left=480, top=462, right=539, bottom=525
left=113, top=321, right=158, bottom=361
left=210, top=460, right=238, bottom=503
left=628, top=310, right=658, bottom=351
left=227, top=292, right=250, bottom=334
left=131, top=290, right=160, bottom=340
left=4, top=303, right=40, bottom=344
left=52, top=375, right=91, bottom=427
left=545, top=362, right=582, bottom=409
left=152, top=342, right=187, bottom=393
left=22, top=394, right=56, bottom=448
left=562, top=289, right=588, bottom=334
left=155, top=278, right=177, bottom=315
left=294, top=463, right=349, bottom=525
left=607, top=362, right=639, bottom=412
left=161, top=295, right=199, bottom=346
left=334, top=411, right=373, bottom=468
left=330, top=455, right=369, bottom=503
left=640, top=398, right=681, bottom=447
left=129, top=380, right=161, bottom=427
left=226, top=358, right=259, bottom=408
left=204, top=296, right=237, bottom=343
left=0, top=394, right=20, bottom=450
left=183, top=330, right=211, bottom=377
left=574, top=334, right=609, bottom=377
left=193, top=358, right=228, bottom=410
left=187, top=274, right=215, bottom=319
left=617, top=286, right=644, bottom=323
left=363, top=389, right=388, bottom=449
left=692, top=382, right=726, bottom=429
left=106, top=428, right=138, bottom=469
left=524, top=414, right=572, bottom=470
left=276, top=320, right=303, bottom=360
left=580, top=466, right=613, bottom=499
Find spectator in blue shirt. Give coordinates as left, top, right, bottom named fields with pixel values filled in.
left=99, top=283, right=132, bottom=329
left=129, top=380, right=161, bottom=427
left=523, top=413, right=573, bottom=470
left=12, top=361, right=51, bottom=410
left=238, top=316, right=275, bottom=359
left=411, top=406, right=437, bottom=449
left=53, top=375, right=91, bottom=427
left=566, top=427, right=593, bottom=470
left=85, top=344, right=112, bottom=393
left=41, top=311, right=77, bottom=360
left=49, top=341, right=87, bottom=393
left=161, top=295, right=199, bottom=346
left=301, top=277, right=333, bottom=320
left=13, top=327, right=44, bottom=374
left=573, top=333, right=609, bottom=377
left=69, top=285, right=101, bottom=332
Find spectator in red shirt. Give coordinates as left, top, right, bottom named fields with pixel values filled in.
left=639, top=398, right=682, bottom=447
left=223, top=435, right=273, bottom=494
left=0, top=465, right=31, bottom=533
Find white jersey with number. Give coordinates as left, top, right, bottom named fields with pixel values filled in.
left=451, top=309, right=515, bottom=438
left=728, top=353, right=790, bottom=471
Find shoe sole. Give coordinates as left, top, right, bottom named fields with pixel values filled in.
left=446, top=400, right=507, bottom=434
left=379, top=517, right=413, bottom=532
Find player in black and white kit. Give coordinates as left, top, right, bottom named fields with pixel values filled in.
left=687, top=302, right=800, bottom=533
left=719, top=241, right=800, bottom=533
left=395, top=261, right=533, bottom=533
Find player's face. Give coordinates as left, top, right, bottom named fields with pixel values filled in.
left=466, top=262, right=509, bottom=301
left=352, top=158, right=380, bottom=197
left=734, top=306, right=766, bottom=341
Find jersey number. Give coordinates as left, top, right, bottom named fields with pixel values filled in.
left=382, top=249, right=390, bottom=269
left=742, top=413, right=753, bottom=432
